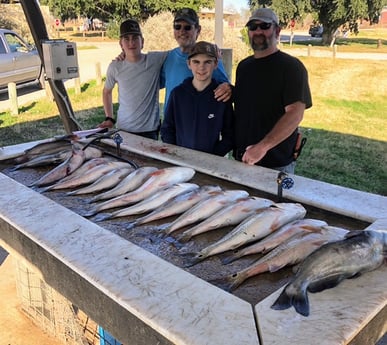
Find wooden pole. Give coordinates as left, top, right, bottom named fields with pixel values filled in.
left=8, top=82, right=18, bottom=115
left=95, top=62, right=102, bottom=86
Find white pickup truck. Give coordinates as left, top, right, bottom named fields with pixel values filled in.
left=0, top=28, right=45, bottom=90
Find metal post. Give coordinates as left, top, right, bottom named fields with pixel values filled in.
left=8, top=82, right=18, bottom=115
left=215, top=0, right=223, bottom=47
left=19, top=0, right=81, bottom=134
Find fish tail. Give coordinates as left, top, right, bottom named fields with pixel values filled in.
left=9, top=166, right=20, bottom=172
left=93, top=213, right=112, bottom=222
left=210, top=272, right=247, bottom=292
left=34, top=185, right=51, bottom=193
left=181, top=252, right=206, bottom=267
left=126, top=221, right=138, bottom=230
left=82, top=208, right=98, bottom=217
left=175, top=232, right=192, bottom=243
left=157, top=223, right=171, bottom=232
left=220, top=251, right=242, bottom=265
left=271, top=285, right=310, bottom=317
left=292, top=290, right=310, bottom=317
left=271, top=287, right=292, bottom=311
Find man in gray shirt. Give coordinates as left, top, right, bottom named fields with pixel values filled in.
left=99, top=19, right=167, bottom=139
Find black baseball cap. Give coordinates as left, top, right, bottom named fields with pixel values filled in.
left=174, top=8, right=199, bottom=26
left=120, top=19, right=142, bottom=37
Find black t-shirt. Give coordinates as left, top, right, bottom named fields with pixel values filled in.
left=233, top=50, right=312, bottom=168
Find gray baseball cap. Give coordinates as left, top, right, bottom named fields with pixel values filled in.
left=246, top=8, right=279, bottom=26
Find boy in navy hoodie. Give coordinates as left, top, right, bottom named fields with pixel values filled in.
left=161, top=41, right=234, bottom=156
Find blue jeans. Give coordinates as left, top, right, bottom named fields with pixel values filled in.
left=272, top=161, right=296, bottom=174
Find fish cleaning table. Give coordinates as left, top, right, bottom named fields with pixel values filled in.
left=0, top=132, right=386, bottom=345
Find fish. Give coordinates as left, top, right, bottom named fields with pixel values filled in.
left=40, top=161, right=133, bottom=192
left=89, top=166, right=158, bottom=202
left=57, top=157, right=116, bottom=183
left=271, top=229, right=387, bottom=317
left=82, top=146, right=104, bottom=160
left=10, top=149, right=73, bottom=170
left=0, top=138, right=73, bottom=165
left=163, top=189, right=250, bottom=236
left=221, top=218, right=328, bottom=264
left=84, top=166, right=196, bottom=216
left=29, top=145, right=87, bottom=187
left=212, top=225, right=348, bottom=292
left=182, top=203, right=307, bottom=267
left=126, top=185, right=223, bottom=229
left=95, top=183, right=199, bottom=221
left=176, top=196, right=274, bottom=243
left=66, top=167, right=133, bottom=196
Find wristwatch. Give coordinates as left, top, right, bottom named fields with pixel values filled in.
left=105, top=116, right=116, bottom=124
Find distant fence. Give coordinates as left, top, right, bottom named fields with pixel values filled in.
left=6, top=62, right=103, bottom=114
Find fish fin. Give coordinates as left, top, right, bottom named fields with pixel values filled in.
left=271, top=285, right=310, bottom=317
left=93, top=213, right=112, bottom=222
left=270, top=287, right=292, bottom=311
left=268, top=263, right=286, bottom=273
left=292, top=291, right=310, bottom=317
left=344, top=230, right=365, bottom=239
left=307, top=275, right=346, bottom=293
left=347, top=272, right=362, bottom=279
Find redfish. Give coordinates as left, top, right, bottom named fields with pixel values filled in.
left=213, top=225, right=348, bottom=291
left=163, top=189, right=250, bottom=236
left=125, top=185, right=222, bottom=229
left=85, top=166, right=195, bottom=216
left=182, top=203, right=306, bottom=267
left=221, top=218, right=328, bottom=264
left=176, top=196, right=273, bottom=243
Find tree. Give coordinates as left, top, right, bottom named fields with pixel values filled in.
left=40, top=0, right=215, bottom=23
left=248, top=0, right=386, bottom=45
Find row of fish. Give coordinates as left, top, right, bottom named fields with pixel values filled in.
left=3, top=139, right=386, bottom=318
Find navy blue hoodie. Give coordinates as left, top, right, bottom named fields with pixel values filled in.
left=161, top=77, right=234, bottom=156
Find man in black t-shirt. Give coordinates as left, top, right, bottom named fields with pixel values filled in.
left=233, top=8, right=312, bottom=173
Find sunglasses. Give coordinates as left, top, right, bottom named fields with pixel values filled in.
left=247, top=22, right=273, bottom=31
left=174, top=24, right=193, bottom=31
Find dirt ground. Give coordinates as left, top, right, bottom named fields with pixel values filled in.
left=0, top=248, right=65, bottom=345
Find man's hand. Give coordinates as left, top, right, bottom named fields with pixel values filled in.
left=242, top=143, right=269, bottom=166
left=115, top=51, right=125, bottom=61
left=214, top=82, right=232, bottom=102
left=98, top=120, right=114, bottom=129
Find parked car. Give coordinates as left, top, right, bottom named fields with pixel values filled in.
left=309, top=24, right=323, bottom=37
left=0, top=28, right=45, bottom=91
